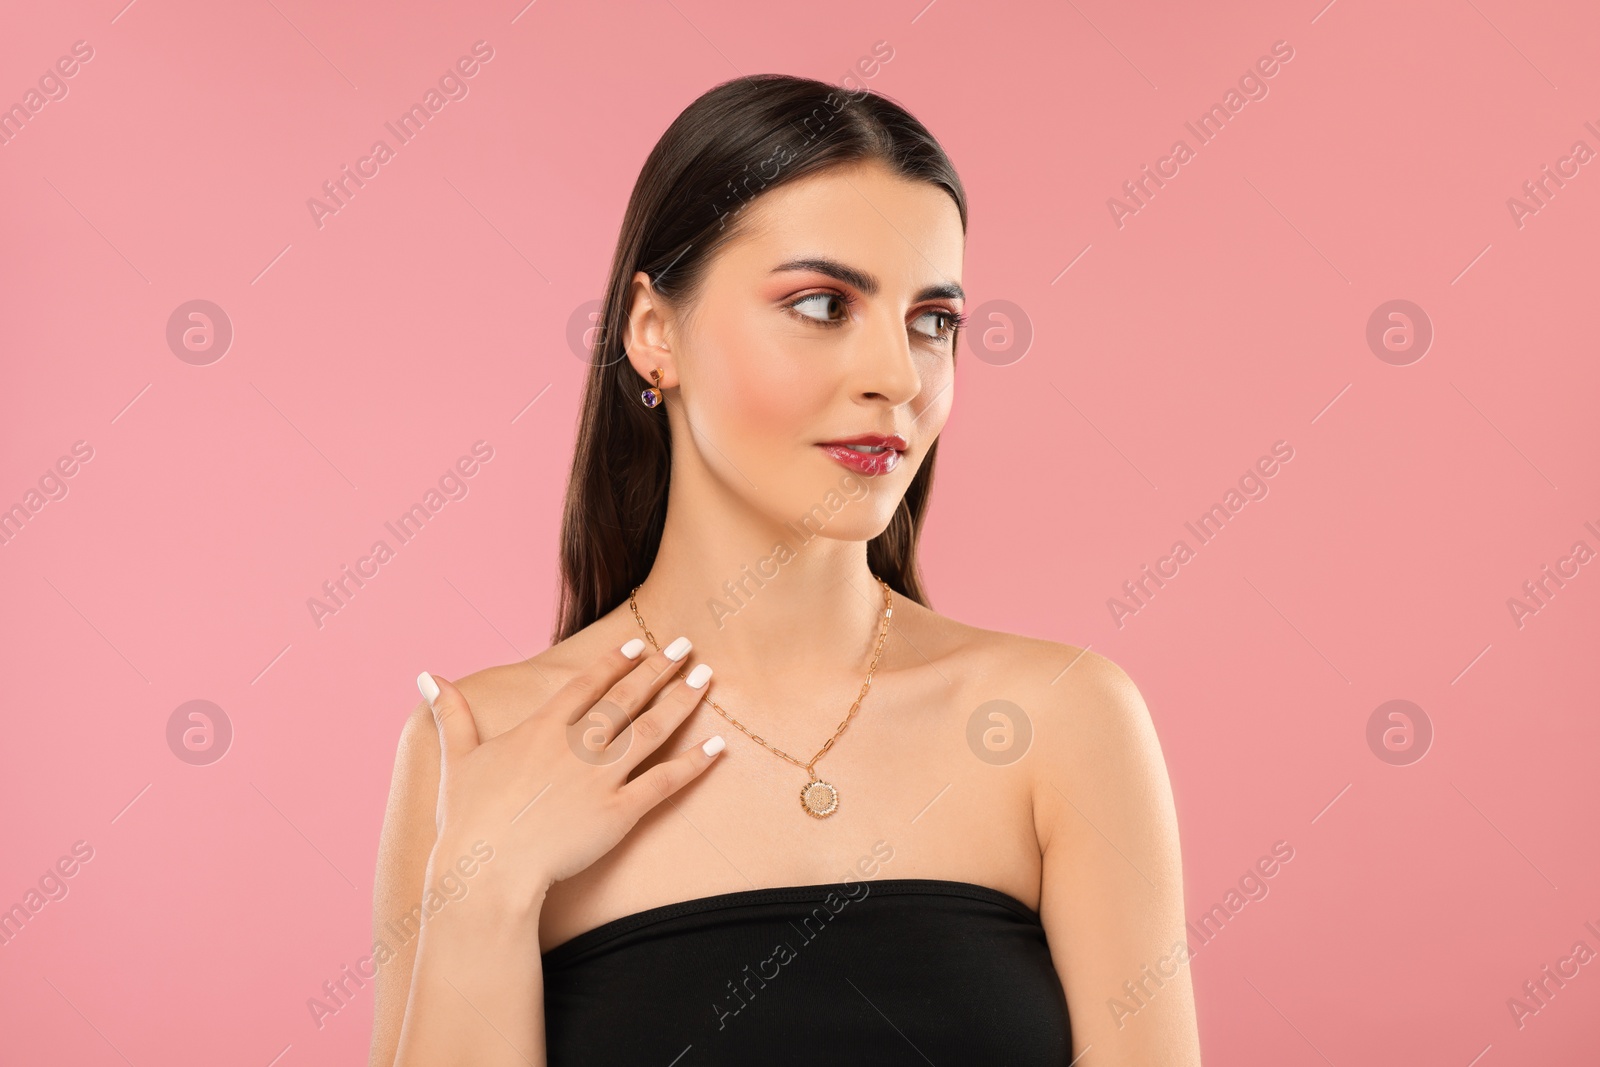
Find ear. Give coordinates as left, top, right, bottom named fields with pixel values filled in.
left=623, top=270, right=678, bottom=388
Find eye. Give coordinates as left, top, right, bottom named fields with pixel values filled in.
left=786, top=292, right=852, bottom=326
left=911, top=307, right=967, bottom=345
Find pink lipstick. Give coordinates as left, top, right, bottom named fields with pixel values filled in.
left=816, top=433, right=907, bottom=476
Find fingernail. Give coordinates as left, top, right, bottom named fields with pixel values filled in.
left=663, top=636, right=692, bottom=661
left=417, top=671, right=440, bottom=708
left=621, top=638, right=646, bottom=659
left=686, top=663, right=713, bottom=689
left=702, top=735, right=725, bottom=757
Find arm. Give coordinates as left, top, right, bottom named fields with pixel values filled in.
left=369, top=645, right=727, bottom=1065
left=1031, top=651, right=1202, bottom=1065
left=369, top=696, right=549, bottom=1067
left=392, top=836, right=548, bottom=1065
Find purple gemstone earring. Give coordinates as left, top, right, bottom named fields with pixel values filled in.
left=640, top=367, right=664, bottom=408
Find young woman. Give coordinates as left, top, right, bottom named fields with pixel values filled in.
left=371, top=74, right=1201, bottom=1066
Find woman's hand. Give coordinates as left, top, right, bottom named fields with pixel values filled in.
left=417, top=635, right=723, bottom=914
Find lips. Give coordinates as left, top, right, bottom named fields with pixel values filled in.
left=816, top=433, right=908, bottom=476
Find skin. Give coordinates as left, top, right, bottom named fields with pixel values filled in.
left=370, top=159, right=1202, bottom=1065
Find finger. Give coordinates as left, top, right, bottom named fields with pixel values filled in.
left=561, top=635, right=693, bottom=730
left=617, top=732, right=726, bottom=822
left=611, top=663, right=714, bottom=774
left=418, top=671, right=478, bottom=762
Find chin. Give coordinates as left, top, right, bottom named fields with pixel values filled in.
left=757, top=473, right=898, bottom=545
left=821, top=512, right=899, bottom=544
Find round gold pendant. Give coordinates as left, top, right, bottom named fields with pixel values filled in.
left=800, top=779, right=839, bottom=818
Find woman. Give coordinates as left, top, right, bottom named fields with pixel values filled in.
left=371, top=74, right=1201, bottom=1065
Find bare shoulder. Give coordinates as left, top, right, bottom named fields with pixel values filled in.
left=374, top=621, right=623, bottom=897
left=375, top=635, right=600, bottom=881
left=1012, top=642, right=1165, bottom=834
left=898, top=595, right=1142, bottom=721
left=420, top=618, right=633, bottom=743
left=983, top=631, right=1154, bottom=775
left=899, top=602, right=1167, bottom=851
left=927, top=633, right=1197, bottom=1056
left=990, top=635, right=1177, bottom=885
left=375, top=646, right=575, bottom=864
left=997, top=634, right=1155, bottom=756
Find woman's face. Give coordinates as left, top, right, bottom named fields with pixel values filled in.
left=632, top=158, right=965, bottom=543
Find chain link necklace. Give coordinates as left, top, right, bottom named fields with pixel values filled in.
left=627, top=575, right=894, bottom=819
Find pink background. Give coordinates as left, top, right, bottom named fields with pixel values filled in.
left=3, top=0, right=1597, bottom=1063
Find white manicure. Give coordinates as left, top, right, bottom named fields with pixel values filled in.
left=416, top=671, right=440, bottom=708
left=620, top=638, right=646, bottom=659
left=663, top=636, right=692, bottom=661
left=702, top=735, right=726, bottom=757
left=685, top=663, right=713, bottom=689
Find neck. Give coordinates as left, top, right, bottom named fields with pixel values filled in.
left=629, top=485, right=889, bottom=692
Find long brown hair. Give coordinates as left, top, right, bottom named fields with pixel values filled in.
left=554, top=73, right=967, bottom=644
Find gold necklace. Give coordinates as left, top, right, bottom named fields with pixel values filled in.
left=627, top=575, right=894, bottom=819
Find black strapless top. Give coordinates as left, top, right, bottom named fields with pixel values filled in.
left=541, top=878, right=1072, bottom=1064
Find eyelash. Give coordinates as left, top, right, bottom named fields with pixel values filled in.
left=785, top=292, right=967, bottom=346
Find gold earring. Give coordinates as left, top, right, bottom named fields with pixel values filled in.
left=640, top=367, right=664, bottom=408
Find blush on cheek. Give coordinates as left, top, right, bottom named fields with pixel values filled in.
left=698, top=322, right=827, bottom=443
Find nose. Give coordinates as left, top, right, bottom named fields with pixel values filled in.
left=851, top=307, right=923, bottom=407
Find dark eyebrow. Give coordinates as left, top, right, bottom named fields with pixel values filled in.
left=770, top=256, right=965, bottom=304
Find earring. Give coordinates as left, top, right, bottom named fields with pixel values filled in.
left=640, top=367, right=664, bottom=408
